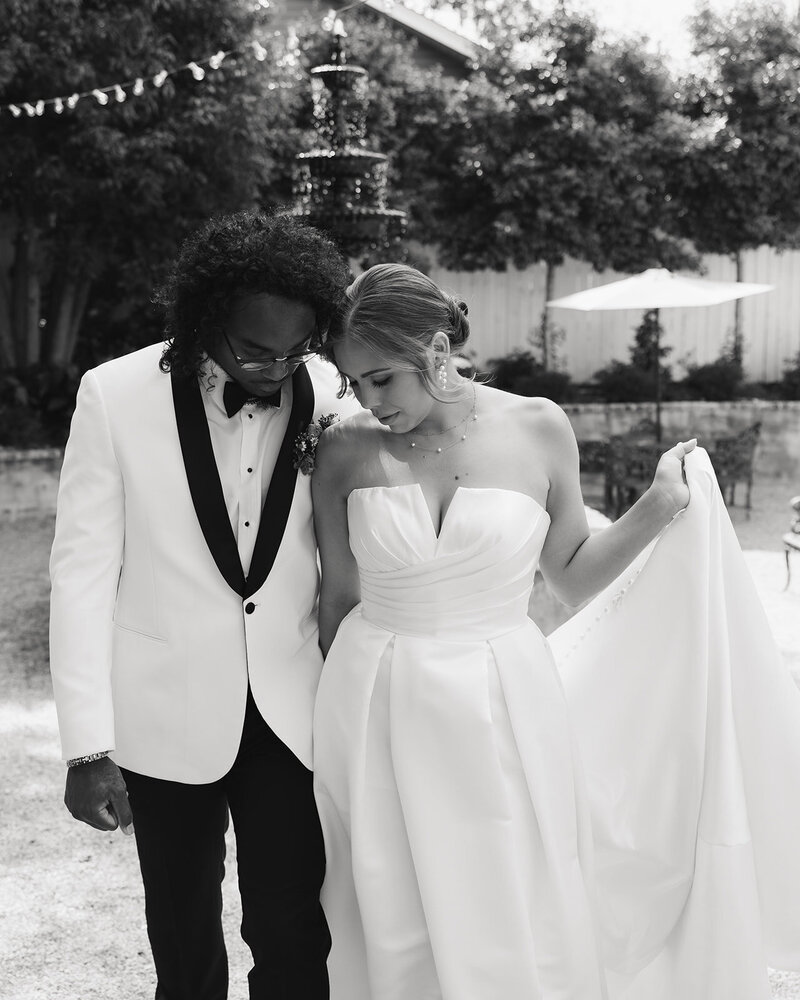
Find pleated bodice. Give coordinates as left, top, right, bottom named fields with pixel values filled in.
left=347, top=484, right=550, bottom=641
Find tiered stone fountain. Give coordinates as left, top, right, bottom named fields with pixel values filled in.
left=292, top=23, right=406, bottom=256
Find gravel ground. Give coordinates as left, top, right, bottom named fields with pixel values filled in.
left=0, top=513, right=250, bottom=1000
left=2, top=477, right=799, bottom=999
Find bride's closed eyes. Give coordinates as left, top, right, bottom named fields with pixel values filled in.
left=348, top=375, right=393, bottom=390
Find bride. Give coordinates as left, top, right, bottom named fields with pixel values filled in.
left=310, top=263, right=800, bottom=1000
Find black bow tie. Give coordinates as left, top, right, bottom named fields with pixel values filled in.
left=223, top=380, right=281, bottom=418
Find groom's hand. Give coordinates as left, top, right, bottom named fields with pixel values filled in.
left=65, top=756, right=134, bottom=836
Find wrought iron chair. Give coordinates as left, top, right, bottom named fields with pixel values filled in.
left=583, top=419, right=762, bottom=522
left=708, top=421, right=762, bottom=514
left=782, top=495, right=800, bottom=590
left=603, top=437, right=663, bottom=519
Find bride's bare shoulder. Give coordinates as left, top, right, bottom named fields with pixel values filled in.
left=478, top=383, right=574, bottom=438
left=312, top=410, right=381, bottom=488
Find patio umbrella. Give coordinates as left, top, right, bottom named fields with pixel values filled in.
left=547, top=268, right=774, bottom=440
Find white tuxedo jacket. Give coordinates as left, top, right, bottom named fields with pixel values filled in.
left=50, top=343, right=353, bottom=781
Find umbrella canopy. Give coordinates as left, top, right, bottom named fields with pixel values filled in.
left=546, top=268, right=774, bottom=444
left=547, top=268, right=773, bottom=311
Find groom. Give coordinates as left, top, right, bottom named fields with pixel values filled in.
left=49, top=211, right=358, bottom=999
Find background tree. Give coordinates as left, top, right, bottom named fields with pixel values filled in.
left=0, top=0, right=294, bottom=374
left=675, top=0, right=800, bottom=365
left=593, top=309, right=674, bottom=403
left=415, top=1, right=698, bottom=368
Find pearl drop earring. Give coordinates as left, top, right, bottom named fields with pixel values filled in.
left=437, top=360, right=448, bottom=390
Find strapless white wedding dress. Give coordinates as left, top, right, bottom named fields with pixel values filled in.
left=313, top=451, right=800, bottom=1000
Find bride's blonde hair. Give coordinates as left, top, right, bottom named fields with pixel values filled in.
left=325, top=263, right=470, bottom=400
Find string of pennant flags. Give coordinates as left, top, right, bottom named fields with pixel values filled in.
left=1, top=39, right=277, bottom=120
left=1, top=0, right=383, bottom=122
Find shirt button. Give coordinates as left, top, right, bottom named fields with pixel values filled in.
left=245, top=602, right=255, bottom=614
left=247, top=467, right=253, bottom=473
left=248, top=414, right=253, bottom=419
left=244, top=521, right=250, bottom=527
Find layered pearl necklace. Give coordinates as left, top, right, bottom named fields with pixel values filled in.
left=407, top=385, right=477, bottom=456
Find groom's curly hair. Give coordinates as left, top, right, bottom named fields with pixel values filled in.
left=157, top=210, right=350, bottom=379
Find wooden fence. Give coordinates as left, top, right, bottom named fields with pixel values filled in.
left=428, top=245, right=800, bottom=383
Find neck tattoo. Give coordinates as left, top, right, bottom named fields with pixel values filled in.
left=407, top=385, right=478, bottom=457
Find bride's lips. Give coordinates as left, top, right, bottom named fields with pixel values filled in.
left=375, top=412, right=399, bottom=424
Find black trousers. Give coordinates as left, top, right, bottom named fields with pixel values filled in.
left=121, top=688, right=330, bottom=1000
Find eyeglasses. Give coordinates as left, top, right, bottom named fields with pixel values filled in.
left=222, top=330, right=317, bottom=373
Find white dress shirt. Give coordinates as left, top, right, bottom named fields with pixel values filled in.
left=199, top=360, right=292, bottom=576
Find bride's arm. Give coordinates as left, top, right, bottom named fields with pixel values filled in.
left=312, top=425, right=362, bottom=658
left=535, top=400, right=695, bottom=608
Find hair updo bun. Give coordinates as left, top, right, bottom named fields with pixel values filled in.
left=445, top=296, right=470, bottom=348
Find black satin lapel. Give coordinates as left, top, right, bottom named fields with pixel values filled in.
left=245, top=364, right=315, bottom=599
left=171, top=372, right=246, bottom=596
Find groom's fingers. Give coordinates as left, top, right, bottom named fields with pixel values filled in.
left=109, top=789, right=135, bottom=837
left=73, top=797, right=121, bottom=832
left=91, top=801, right=122, bottom=831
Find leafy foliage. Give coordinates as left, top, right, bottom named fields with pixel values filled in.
left=0, top=365, right=81, bottom=446
left=590, top=360, right=658, bottom=403
left=676, top=2, right=800, bottom=257
left=485, top=350, right=573, bottom=402
left=407, top=2, right=699, bottom=275
left=779, top=351, right=800, bottom=400
left=593, top=310, right=673, bottom=401
left=0, top=0, right=294, bottom=369
left=683, top=356, right=744, bottom=401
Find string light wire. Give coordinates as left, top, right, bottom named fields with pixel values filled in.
left=1, top=0, right=390, bottom=121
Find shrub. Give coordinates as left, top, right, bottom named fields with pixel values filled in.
left=0, top=401, right=51, bottom=448
left=739, top=381, right=783, bottom=400
left=682, top=356, right=744, bottom=401
left=0, top=367, right=80, bottom=447
left=778, top=351, right=800, bottom=400
left=591, top=361, right=662, bottom=402
left=486, top=350, right=573, bottom=402
left=590, top=310, right=673, bottom=403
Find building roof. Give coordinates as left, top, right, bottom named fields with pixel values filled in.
left=274, top=0, right=485, bottom=75
left=361, top=0, right=482, bottom=64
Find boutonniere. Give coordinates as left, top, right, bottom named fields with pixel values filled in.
left=293, top=413, right=339, bottom=476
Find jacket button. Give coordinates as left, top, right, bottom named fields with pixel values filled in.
left=244, top=602, right=255, bottom=614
